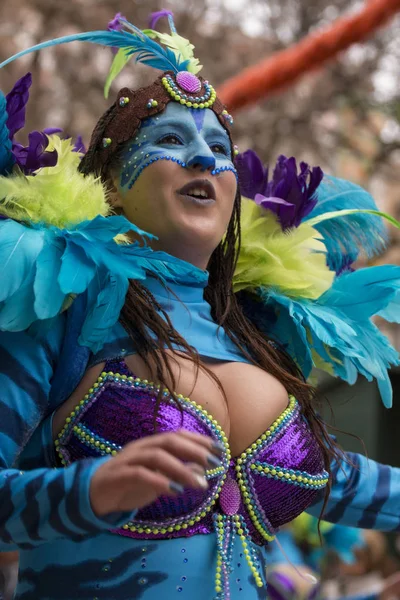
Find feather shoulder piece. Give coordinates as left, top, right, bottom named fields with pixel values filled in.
left=0, top=134, right=207, bottom=352
left=235, top=150, right=400, bottom=408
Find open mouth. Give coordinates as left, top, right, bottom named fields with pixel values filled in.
left=177, top=179, right=216, bottom=203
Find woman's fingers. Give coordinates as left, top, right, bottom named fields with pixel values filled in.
left=137, top=448, right=208, bottom=491
left=174, top=429, right=226, bottom=455
left=124, top=431, right=224, bottom=471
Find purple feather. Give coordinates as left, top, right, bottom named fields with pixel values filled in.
left=107, top=12, right=127, bottom=54
left=149, top=10, right=174, bottom=30
left=5, top=72, right=32, bottom=139
left=12, top=131, right=58, bottom=174
left=73, top=135, right=86, bottom=154
left=237, top=149, right=323, bottom=230
left=236, top=149, right=270, bottom=198
left=107, top=13, right=126, bottom=32
left=43, top=127, right=62, bottom=135
left=3, top=74, right=60, bottom=175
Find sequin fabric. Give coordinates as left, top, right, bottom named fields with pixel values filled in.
left=56, top=358, right=328, bottom=598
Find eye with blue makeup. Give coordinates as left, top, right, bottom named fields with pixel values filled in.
left=155, top=133, right=230, bottom=157
left=119, top=103, right=237, bottom=191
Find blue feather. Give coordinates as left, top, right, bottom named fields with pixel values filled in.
left=0, top=91, right=14, bottom=176
left=0, top=216, right=207, bottom=353
left=59, top=240, right=97, bottom=294
left=73, top=214, right=154, bottom=243
left=304, top=175, right=388, bottom=273
left=0, top=29, right=188, bottom=73
left=0, top=220, right=44, bottom=302
left=256, top=265, right=400, bottom=408
left=0, top=280, right=36, bottom=331
left=377, top=290, right=400, bottom=322
left=79, top=272, right=129, bottom=354
left=34, top=233, right=66, bottom=319
left=319, top=265, right=400, bottom=320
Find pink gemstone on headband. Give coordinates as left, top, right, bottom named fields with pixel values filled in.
left=176, top=71, right=202, bottom=93
left=219, top=476, right=241, bottom=516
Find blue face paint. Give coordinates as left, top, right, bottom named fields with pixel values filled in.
left=119, top=103, right=237, bottom=191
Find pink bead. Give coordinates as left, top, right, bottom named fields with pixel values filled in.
left=176, top=71, right=202, bottom=93
left=219, top=477, right=241, bottom=515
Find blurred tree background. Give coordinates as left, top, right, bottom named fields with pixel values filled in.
left=0, top=0, right=399, bottom=462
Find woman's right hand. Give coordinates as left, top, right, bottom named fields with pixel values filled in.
left=89, top=430, right=223, bottom=517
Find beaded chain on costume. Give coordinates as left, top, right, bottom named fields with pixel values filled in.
left=56, top=362, right=328, bottom=599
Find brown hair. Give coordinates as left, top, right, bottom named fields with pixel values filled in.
left=80, top=82, right=343, bottom=515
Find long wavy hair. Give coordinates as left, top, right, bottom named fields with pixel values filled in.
left=79, top=88, right=344, bottom=515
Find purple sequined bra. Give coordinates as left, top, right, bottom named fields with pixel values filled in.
left=56, top=358, right=328, bottom=596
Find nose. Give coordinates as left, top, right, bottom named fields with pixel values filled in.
left=186, top=154, right=216, bottom=171
left=186, top=139, right=216, bottom=172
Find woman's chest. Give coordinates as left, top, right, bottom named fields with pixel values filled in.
left=54, top=352, right=290, bottom=458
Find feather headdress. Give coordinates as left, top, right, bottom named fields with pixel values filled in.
left=0, top=12, right=203, bottom=103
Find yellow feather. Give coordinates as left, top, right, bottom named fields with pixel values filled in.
left=235, top=198, right=334, bottom=299
left=0, top=136, right=111, bottom=228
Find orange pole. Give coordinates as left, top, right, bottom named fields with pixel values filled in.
left=218, top=0, right=400, bottom=111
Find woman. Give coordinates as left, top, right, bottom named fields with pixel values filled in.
left=0, top=12, right=400, bottom=600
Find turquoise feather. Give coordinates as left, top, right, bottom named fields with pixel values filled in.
left=59, top=241, right=97, bottom=295
left=79, top=272, right=129, bottom=354
left=0, top=280, right=36, bottom=331
left=304, top=175, right=388, bottom=273
left=377, top=290, right=400, bottom=322
left=0, top=220, right=44, bottom=302
left=257, top=263, right=400, bottom=408
left=34, top=234, right=66, bottom=319
left=0, top=215, right=207, bottom=352
left=0, top=91, right=14, bottom=176
left=0, top=29, right=189, bottom=73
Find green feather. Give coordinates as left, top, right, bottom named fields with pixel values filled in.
left=144, top=29, right=202, bottom=74
left=104, top=48, right=132, bottom=99
left=0, top=136, right=110, bottom=228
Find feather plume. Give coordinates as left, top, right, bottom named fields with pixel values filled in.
left=0, top=29, right=184, bottom=73
left=304, top=175, right=389, bottom=273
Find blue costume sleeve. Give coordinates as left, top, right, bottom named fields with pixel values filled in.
left=343, top=595, right=378, bottom=600
left=306, top=452, right=400, bottom=531
left=0, top=325, right=135, bottom=550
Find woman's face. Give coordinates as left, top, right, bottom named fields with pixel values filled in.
left=112, top=102, right=237, bottom=268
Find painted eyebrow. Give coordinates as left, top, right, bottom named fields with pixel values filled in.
left=205, top=127, right=230, bottom=142
left=149, top=118, right=195, bottom=135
